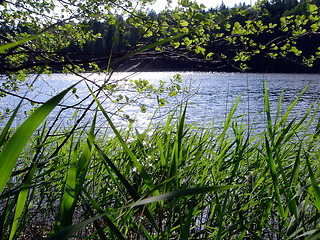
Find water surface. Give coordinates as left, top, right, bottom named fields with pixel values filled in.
left=1, top=72, right=319, bottom=131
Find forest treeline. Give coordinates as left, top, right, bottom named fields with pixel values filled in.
left=1, top=0, right=320, bottom=73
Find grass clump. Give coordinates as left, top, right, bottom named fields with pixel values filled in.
left=0, top=83, right=320, bottom=239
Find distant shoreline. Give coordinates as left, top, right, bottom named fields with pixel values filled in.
left=113, top=56, right=320, bottom=74
left=2, top=56, right=319, bottom=75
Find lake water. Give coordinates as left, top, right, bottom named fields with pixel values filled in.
left=1, top=72, right=319, bottom=132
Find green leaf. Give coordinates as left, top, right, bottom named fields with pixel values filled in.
left=190, top=2, right=201, bottom=11
left=183, top=37, right=192, bottom=47
left=307, top=4, right=318, bottom=13
left=232, top=22, right=246, bottom=35
left=311, top=23, right=319, bottom=32
left=269, top=23, right=277, bottom=28
left=205, top=52, right=214, bottom=60
left=170, top=41, right=180, bottom=48
left=180, top=0, right=191, bottom=7
left=180, top=20, right=189, bottom=27
left=195, top=45, right=205, bottom=55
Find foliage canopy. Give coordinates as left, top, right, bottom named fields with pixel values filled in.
left=1, top=0, right=320, bottom=80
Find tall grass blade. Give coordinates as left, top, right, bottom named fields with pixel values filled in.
left=82, top=189, right=125, bottom=240
left=87, top=84, right=157, bottom=191
left=273, top=119, right=299, bottom=219
left=290, top=144, right=301, bottom=188
left=0, top=84, right=76, bottom=195
left=55, top=113, right=96, bottom=231
left=95, top=144, right=159, bottom=232
left=129, top=185, right=240, bottom=208
left=95, top=144, right=140, bottom=200
left=275, top=91, right=283, bottom=121
left=296, top=230, right=320, bottom=239
left=263, top=81, right=273, bottom=138
left=0, top=198, right=16, bottom=240
left=168, top=106, right=187, bottom=185
left=265, top=136, right=285, bottom=219
left=46, top=215, right=104, bottom=240
left=220, top=96, right=241, bottom=142
left=278, top=85, right=308, bottom=127
left=0, top=101, right=22, bottom=147
left=305, top=154, right=320, bottom=213
left=181, top=198, right=195, bottom=240
left=54, top=143, right=79, bottom=231
left=306, top=231, right=320, bottom=240
left=9, top=163, right=37, bottom=240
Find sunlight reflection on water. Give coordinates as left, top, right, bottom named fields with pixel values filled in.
left=1, top=72, right=320, bottom=133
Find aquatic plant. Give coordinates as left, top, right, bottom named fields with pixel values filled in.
left=0, top=83, right=320, bottom=239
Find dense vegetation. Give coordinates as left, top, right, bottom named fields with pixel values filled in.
left=58, top=0, right=320, bottom=72
left=1, top=0, right=320, bottom=82
left=1, top=0, right=320, bottom=239
left=0, top=81, right=320, bottom=239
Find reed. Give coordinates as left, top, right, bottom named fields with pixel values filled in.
left=0, top=82, right=320, bottom=239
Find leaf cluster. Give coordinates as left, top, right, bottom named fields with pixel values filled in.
left=1, top=0, right=320, bottom=83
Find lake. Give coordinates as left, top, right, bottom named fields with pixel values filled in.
left=1, top=72, right=319, bottom=132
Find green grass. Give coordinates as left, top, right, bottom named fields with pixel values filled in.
left=0, top=83, right=320, bottom=239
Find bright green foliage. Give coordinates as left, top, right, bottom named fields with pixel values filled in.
left=0, top=83, right=320, bottom=239
left=1, top=0, right=320, bottom=89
